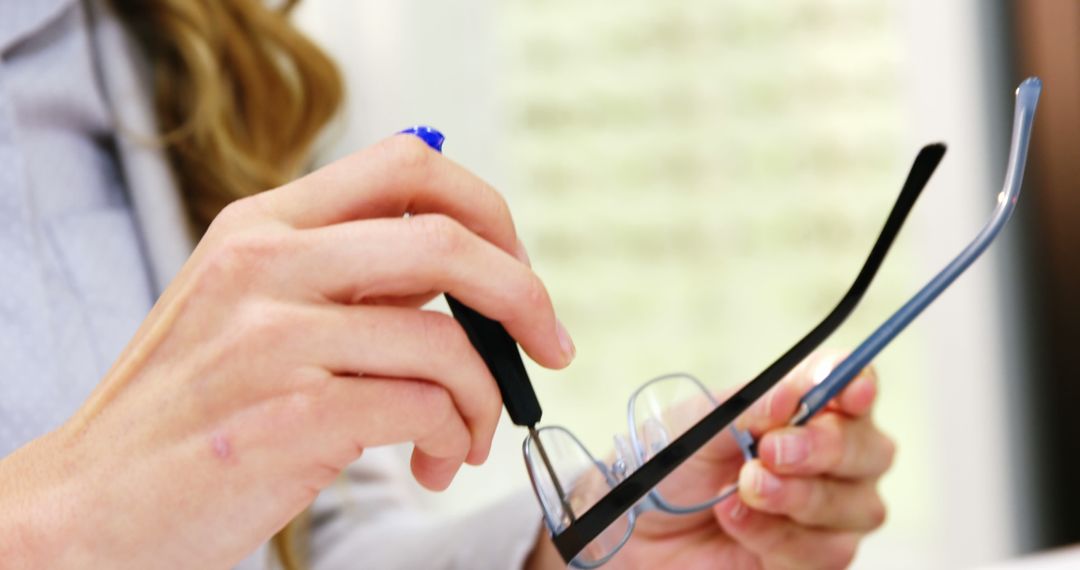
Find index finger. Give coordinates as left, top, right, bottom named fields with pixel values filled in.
left=260, top=135, right=520, bottom=256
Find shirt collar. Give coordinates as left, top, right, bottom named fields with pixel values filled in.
left=0, top=0, right=77, bottom=54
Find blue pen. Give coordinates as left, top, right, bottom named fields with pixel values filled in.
left=399, top=126, right=575, bottom=517
left=397, top=126, right=544, bottom=428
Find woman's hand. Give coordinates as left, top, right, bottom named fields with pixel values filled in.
left=0, top=134, right=573, bottom=569
left=527, top=352, right=894, bottom=570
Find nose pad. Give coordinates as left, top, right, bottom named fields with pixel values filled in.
left=641, top=417, right=671, bottom=460
left=611, top=434, right=639, bottom=482
left=730, top=426, right=757, bottom=460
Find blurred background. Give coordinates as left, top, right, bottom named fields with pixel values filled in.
left=294, top=1, right=1079, bottom=568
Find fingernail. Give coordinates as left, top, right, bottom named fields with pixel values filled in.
left=514, top=239, right=532, bottom=267
left=556, top=319, right=575, bottom=363
left=772, top=433, right=809, bottom=466
left=728, top=498, right=748, bottom=521
left=752, top=463, right=782, bottom=497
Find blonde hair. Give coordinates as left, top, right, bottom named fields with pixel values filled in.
left=109, top=0, right=344, bottom=567
left=110, top=0, right=343, bottom=233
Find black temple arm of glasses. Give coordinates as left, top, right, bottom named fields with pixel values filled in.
left=551, top=143, right=947, bottom=563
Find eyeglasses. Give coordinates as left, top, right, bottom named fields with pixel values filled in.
left=524, top=77, right=1042, bottom=568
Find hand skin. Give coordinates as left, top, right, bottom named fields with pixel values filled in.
left=525, top=352, right=895, bottom=570
left=0, top=135, right=575, bottom=569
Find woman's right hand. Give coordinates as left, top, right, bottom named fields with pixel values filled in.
left=0, top=134, right=574, bottom=569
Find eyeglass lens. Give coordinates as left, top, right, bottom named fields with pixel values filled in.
left=527, top=373, right=755, bottom=566
left=526, top=427, right=633, bottom=566
left=629, top=373, right=746, bottom=512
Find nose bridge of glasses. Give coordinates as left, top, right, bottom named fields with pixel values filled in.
left=626, top=372, right=717, bottom=459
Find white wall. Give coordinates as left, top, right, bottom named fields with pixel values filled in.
left=294, top=0, right=508, bottom=188
left=888, top=0, right=1026, bottom=566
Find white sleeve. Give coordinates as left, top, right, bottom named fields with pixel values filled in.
left=308, top=446, right=546, bottom=570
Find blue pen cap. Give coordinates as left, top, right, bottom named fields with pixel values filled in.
left=397, top=124, right=545, bottom=428
left=399, top=125, right=445, bottom=153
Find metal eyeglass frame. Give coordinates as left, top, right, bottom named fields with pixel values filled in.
left=525, top=77, right=1042, bottom=567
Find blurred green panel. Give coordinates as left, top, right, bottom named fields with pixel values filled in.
left=496, top=0, right=932, bottom=537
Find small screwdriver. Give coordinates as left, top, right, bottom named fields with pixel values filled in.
left=399, top=126, right=574, bottom=521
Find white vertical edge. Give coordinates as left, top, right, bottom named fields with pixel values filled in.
left=896, top=0, right=1021, bottom=566
left=294, top=0, right=407, bottom=162
left=294, top=0, right=507, bottom=187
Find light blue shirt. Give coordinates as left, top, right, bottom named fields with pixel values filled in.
left=0, top=0, right=154, bottom=457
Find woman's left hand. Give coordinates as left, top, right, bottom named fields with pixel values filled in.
left=528, top=351, right=895, bottom=570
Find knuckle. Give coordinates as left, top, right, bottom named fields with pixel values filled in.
left=480, top=376, right=502, bottom=423
left=235, top=301, right=302, bottom=346
left=416, top=312, right=499, bottom=427
left=410, top=380, right=451, bottom=417
left=410, top=214, right=465, bottom=256
left=466, top=369, right=502, bottom=431
left=201, top=232, right=286, bottom=283
left=262, top=388, right=324, bottom=438
left=280, top=389, right=321, bottom=422
left=794, top=479, right=825, bottom=518
left=378, top=134, right=434, bottom=172
left=198, top=240, right=247, bottom=284
left=477, top=186, right=514, bottom=237
left=423, top=384, right=459, bottom=432
left=392, top=380, right=457, bottom=444
left=209, top=197, right=257, bottom=231
left=489, top=188, right=512, bottom=223
left=417, top=310, right=467, bottom=355
left=514, top=274, right=552, bottom=321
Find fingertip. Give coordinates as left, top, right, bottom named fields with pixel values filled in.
left=555, top=319, right=576, bottom=366
left=738, top=460, right=783, bottom=508
left=465, top=439, right=492, bottom=466
left=737, top=460, right=759, bottom=498
left=756, top=432, right=779, bottom=466
left=520, top=318, right=575, bottom=371
left=514, top=238, right=533, bottom=267
left=521, top=345, right=570, bottom=372
left=517, top=272, right=574, bottom=370
left=411, top=451, right=463, bottom=491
